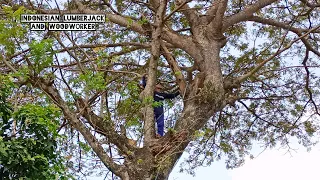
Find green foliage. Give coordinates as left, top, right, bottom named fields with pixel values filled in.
left=126, top=17, right=133, bottom=28
left=0, top=6, right=28, bottom=56
left=152, top=101, right=163, bottom=108
left=116, top=0, right=125, bottom=12
left=29, top=39, right=55, bottom=74
left=78, top=71, right=106, bottom=92
left=0, top=75, right=71, bottom=180
left=0, top=76, right=14, bottom=128
left=79, top=141, right=91, bottom=153
left=13, top=104, right=61, bottom=139
left=304, top=121, right=316, bottom=136
left=137, top=16, right=148, bottom=25
left=117, top=81, right=143, bottom=127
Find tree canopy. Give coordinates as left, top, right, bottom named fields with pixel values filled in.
left=1, top=0, right=320, bottom=179
left=0, top=75, right=70, bottom=179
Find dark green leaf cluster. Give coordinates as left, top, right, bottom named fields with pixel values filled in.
left=117, top=81, right=143, bottom=128
left=29, top=39, right=55, bottom=74
left=0, top=75, right=72, bottom=180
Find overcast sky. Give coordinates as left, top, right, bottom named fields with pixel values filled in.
left=168, top=138, right=320, bottom=180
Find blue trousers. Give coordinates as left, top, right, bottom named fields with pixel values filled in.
left=155, top=113, right=164, bottom=136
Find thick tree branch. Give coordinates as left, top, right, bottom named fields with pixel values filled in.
left=205, top=0, right=221, bottom=23
left=175, top=0, right=199, bottom=29
left=143, top=0, right=168, bottom=144
left=160, top=41, right=186, bottom=93
left=76, top=97, right=137, bottom=153
left=223, top=0, right=278, bottom=31
left=162, top=31, right=195, bottom=55
left=30, top=77, right=126, bottom=178
left=0, top=53, right=18, bottom=74
left=210, top=0, right=228, bottom=35
left=248, top=16, right=320, bottom=33
left=149, top=0, right=160, bottom=9
left=299, top=0, right=320, bottom=8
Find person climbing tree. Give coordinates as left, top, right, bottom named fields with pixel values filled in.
left=140, top=75, right=179, bottom=137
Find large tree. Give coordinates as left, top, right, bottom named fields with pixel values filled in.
left=1, top=0, right=320, bottom=179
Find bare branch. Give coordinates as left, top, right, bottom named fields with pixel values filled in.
left=163, top=0, right=190, bottom=22
left=302, top=50, right=320, bottom=115
left=53, top=34, right=85, bottom=73
left=237, top=24, right=320, bottom=83
left=60, top=67, right=143, bottom=77
left=53, top=46, right=144, bottom=69
left=238, top=100, right=281, bottom=129
left=56, top=42, right=150, bottom=52
left=248, top=16, right=320, bottom=57
left=0, top=53, right=18, bottom=74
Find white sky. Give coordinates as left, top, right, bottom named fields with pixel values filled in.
left=168, top=139, right=320, bottom=180
left=232, top=147, right=320, bottom=180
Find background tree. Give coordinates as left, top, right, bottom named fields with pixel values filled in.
left=1, top=0, right=320, bottom=179
left=0, top=75, right=71, bottom=179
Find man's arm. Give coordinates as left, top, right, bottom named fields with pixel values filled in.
left=160, top=91, right=180, bottom=99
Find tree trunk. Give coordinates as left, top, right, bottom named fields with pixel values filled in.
left=124, top=39, right=227, bottom=180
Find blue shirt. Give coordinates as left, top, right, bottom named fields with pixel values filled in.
left=141, top=76, right=179, bottom=115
